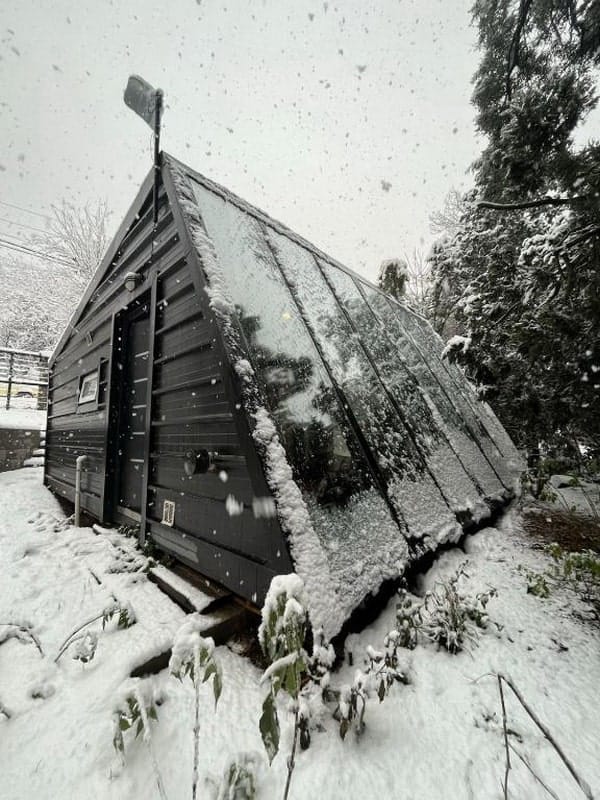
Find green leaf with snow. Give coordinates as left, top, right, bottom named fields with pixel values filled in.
left=259, top=691, right=280, bottom=764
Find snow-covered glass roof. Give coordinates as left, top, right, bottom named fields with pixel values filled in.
left=169, top=157, right=522, bottom=635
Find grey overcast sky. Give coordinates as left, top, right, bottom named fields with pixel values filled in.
left=1, top=0, right=483, bottom=282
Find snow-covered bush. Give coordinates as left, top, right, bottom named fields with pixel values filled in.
left=522, top=544, right=600, bottom=620
left=421, top=565, right=497, bottom=654
left=518, top=564, right=551, bottom=598
left=258, top=573, right=412, bottom=779
left=170, top=616, right=222, bottom=800
left=258, top=575, right=308, bottom=762
left=335, top=639, right=410, bottom=741
left=71, top=630, right=98, bottom=664
left=394, top=583, right=422, bottom=650
left=112, top=679, right=161, bottom=755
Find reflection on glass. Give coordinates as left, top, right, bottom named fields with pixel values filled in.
left=320, top=260, right=497, bottom=512
left=191, top=182, right=373, bottom=508
left=268, top=228, right=458, bottom=535
left=375, top=290, right=517, bottom=483
left=356, top=281, right=505, bottom=497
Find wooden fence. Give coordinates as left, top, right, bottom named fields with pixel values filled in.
left=0, top=347, right=50, bottom=410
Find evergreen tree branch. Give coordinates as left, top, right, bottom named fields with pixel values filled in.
left=477, top=195, right=589, bottom=211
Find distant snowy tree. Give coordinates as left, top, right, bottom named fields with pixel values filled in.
left=0, top=199, right=111, bottom=351
left=429, top=188, right=466, bottom=238
left=29, top=199, right=110, bottom=290
left=378, top=258, right=408, bottom=301
left=378, top=252, right=435, bottom=317
left=0, top=257, right=75, bottom=350
left=428, top=0, right=600, bottom=451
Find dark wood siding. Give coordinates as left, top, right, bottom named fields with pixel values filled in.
left=44, top=170, right=293, bottom=607
left=45, top=187, right=177, bottom=516
left=144, top=246, right=293, bottom=599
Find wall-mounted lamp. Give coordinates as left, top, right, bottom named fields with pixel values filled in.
left=124, top=271, right=143, bottom=292
left=183, top=448, right=214, bottom=477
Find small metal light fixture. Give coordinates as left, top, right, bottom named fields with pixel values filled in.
left=124, top=272, right=142, bottom=292
left=183, top=448, right=213, bottom=477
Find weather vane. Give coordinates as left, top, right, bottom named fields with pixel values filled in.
left=123, top=75, right=164, bottom=227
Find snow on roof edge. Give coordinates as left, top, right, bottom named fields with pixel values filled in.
left=163, top=152, right=428, bottom=320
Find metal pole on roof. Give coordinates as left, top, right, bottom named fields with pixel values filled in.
left=123, top=75, right=164, bottom=228
left=153, top=89, right=163, bottom=228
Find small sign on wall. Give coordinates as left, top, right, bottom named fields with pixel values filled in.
left=162, top=499, right=175, bottom=527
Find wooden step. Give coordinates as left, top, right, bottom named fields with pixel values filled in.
left=129, top=600, right=251, bottom=678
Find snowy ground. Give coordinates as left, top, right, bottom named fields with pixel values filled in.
left=1, top=467, right=599, bottom=800
left=0, top=407, right=46, bottom=431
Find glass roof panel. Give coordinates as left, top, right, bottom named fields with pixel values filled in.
left=190, top=180, right=409, bottom=614
left=267, top=228, right=460, bottom=540
left=321, top=260, right=498, bottom=514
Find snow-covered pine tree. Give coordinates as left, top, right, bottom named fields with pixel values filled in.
left=428, top=0, right=600, bottom=453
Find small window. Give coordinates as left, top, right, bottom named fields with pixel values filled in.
left=78, top=371, right=99, bottom=404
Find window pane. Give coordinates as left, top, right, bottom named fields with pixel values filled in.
left=267, top=228, right=459, bottom=540
left=321, top=261, right=497, bottom=513
left=78, top=371, right=98, bottom=404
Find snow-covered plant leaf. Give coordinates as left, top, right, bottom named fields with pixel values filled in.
left=72, top=630, right=98, bottom=664
left=112, top=679, right=161, bottom=756
left=169, top=616, right=221, bottom=703
left=259, top=690, right=280, bottom=764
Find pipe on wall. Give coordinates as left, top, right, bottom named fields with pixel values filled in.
left=74, top=455, right=89, bottom=527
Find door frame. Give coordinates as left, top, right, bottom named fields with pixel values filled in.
left=106, top=293, right=152, bottom=526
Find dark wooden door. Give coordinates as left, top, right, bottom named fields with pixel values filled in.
left=117, top=308, right=150, bottom=517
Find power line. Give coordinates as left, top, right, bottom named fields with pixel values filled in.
left=0, top=199, right=51, bottom=221
left=0, top=216, right=48, bottom=234
left=0, top=237, right=75, bottom=268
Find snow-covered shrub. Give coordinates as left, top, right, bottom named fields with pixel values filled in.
left=335, top=640, right=410, bottom=741
left=258, top=574, right=313, bottom=800
left=421, top=565, right=497, bottom=654
left=519, top=545, right=600, bottom=619
left=518, top=564, right=551, bottom=598
left=394, top=583, right=422, bottom=650
left=258, top=575, right=308, bottom=764
left=103, top=600, right=136, bottom=630
left=71, top=630, right=98, bottom=664
left=336, top=671, right=369, bottom=740
left=170, top=617, right=222, bottom=800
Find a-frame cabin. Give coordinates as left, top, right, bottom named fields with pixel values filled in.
left=44, top=154, right=522, bottom=638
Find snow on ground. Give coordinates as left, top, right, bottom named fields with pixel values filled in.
left=1, top=467, right=599, bottom=800
left=0, top=407, right=46, bottom=431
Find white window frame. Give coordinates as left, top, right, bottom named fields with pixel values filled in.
left=78, top=370, right=99, bottom=405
